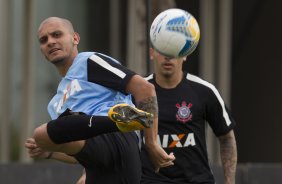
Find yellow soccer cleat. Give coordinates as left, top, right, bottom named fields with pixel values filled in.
left=108, top=103, right=154, bottom=132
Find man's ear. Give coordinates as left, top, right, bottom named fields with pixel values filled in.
left=183, top=56, right=187, bottom=61
left=73, top=32, right=80, bottom=45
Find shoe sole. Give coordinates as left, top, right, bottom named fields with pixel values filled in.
left=109, top=104, right=153, bottom=128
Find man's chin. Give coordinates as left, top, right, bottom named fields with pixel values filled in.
left=162, top=71, right=173, bottom=78
left=50, top=58, right=65, bottom=66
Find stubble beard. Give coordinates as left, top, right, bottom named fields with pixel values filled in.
left=161, top=69, right=174, bottom=78
left=52, top=58, right=65, bottom=66
left=49, top=54, right=68, bottom=66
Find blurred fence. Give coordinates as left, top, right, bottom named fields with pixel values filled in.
left=1, top=163, right=282, bottom=184
left=213, top=164, right=282, bottom=184
left=0, top=162, right=83, bottom=184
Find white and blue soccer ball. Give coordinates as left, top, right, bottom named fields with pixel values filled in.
left=150, top=8, right=200, bottom=58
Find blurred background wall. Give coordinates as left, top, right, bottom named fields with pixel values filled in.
left=0, top=0, right=282, bottom=183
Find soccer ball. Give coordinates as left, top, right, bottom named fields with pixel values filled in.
left=150, top=8, right=200, bottom=58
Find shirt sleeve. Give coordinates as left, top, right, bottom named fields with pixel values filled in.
left=87, top=53, right=136, bottom=94
left=205, top=87, right=236, bottom=137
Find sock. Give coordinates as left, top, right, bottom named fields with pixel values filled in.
left=47, top=114, right=119, bottom=144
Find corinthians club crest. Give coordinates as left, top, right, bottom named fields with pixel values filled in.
left=176, top=101, right=193, bottom=123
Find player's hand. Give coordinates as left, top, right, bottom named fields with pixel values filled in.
left=145, top=142, right=175, bottom=172
left=24, top=138, right=50, bottom=159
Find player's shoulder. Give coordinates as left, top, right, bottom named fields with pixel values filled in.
left=144, top=74, right=153, bottom=81
left=185, top=73, right=216, bottom=90
left=76, top=52, right=95, bottom=62
left=185, top=73, right=224, bottom=100
left=65, top=52, right=93, bottom=78
left=88, top=52, right=121, bottom=65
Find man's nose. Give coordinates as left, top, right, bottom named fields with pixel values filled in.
left=164, top=56, right=174, bottom=61
left=47, top=37, right=56, bottom=46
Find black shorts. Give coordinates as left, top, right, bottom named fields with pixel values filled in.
left=73, top=131, right=141, bottom=184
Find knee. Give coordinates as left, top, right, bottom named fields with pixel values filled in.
left=33, top=123, right=53, bottom=150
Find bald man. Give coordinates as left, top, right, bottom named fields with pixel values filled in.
left=25, top=17, right=175, bottom=184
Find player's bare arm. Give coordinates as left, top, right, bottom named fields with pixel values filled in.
left=25, top=138, right=78, bottom=163
left=126, top=74, right=175, bottom=171
left=46, top=151, right=79, bottom=163
left=136, top=96, right=158, bottom=118
left=219, top=130, right=237, bottom=184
